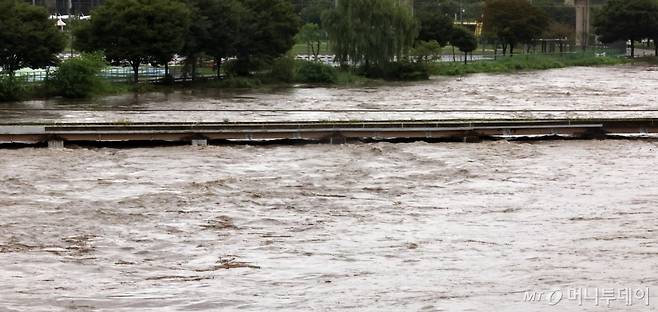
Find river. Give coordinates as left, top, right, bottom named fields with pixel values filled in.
left=2, top=64, right=658, bottom=123
left=1, top=66, right=657, bottom=311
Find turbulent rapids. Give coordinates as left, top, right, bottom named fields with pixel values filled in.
left=1, top=65, right=658, bottom=311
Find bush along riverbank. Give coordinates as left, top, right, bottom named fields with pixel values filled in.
left=427, top=53, right=630, bottom=76
left=0, top=53, right=130, bottom=102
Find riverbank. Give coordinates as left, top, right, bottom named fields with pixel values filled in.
left=0, top=54, right=644, bottom=103
left=427, top=53, right=630, bottom=76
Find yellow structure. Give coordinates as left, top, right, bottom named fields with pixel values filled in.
left=455, top=21, right=484, bottom=38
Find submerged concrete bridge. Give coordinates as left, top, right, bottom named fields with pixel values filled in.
left=1, top=118, right=658, bottom=147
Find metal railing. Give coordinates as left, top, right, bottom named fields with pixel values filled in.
left=0, top=66, right=217, bottom=83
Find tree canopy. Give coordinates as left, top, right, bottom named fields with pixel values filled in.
left=451, top=27, right=478, bottom=64
left=483, top=0, right=549, bottom=56
left=234, top=0, right=300, bottom=75
left=0, top=0, right=65, bottom=74
left=298, top=0, right=333, bottom=25
left=322, top=0, right=418, bottom=67
left=417, top=11, right=454, bottom=47
left=594, top=0, right=658, bottom=57
left=184, top=0, right=244, bottom=78
left=295, top=23, right=327, bottom=61
left=75, top=0, right=191, bottom=82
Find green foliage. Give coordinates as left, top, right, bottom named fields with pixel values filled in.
left=451, top=27, right=478, bottom=64
left=234, top=0, right=301, bottom=75
left=594, top=0, right=658, bottom=57
left=412, top=40, right=444, bottom=63
left=222, top=59, right=241, bottom=78
left=184, top=0, right=244, bottom=78
left=269, top=57, right=296, bottom=83
left=295, top=61, right=338, bottom=83
left=452, top=28, right=478, bottom=53
left=360, top=61, right=430, bottom=81
left=322, top=0, right=418, bottom=67
left=483, top=0, right=549, bottom=55
left=0, top=0, right=65, bottom=74
left=75, top=0, right=192, bottom=83
left=217, top=76, right=262, bottom=88
left=417, top=11, right=454, bottom=47
left=295, top=23, right=327, bottom=60
left=49, top=53, right=108, bottom=98
left=0, top=76, right=28, bottom=102
left=415, top=0, right=483, bottom=21
left=428, top=54, right=627, bottom=76
left=299, top=0, right=333, bottom=25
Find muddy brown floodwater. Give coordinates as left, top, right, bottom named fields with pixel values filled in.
left=2, top=64, right=658, bottom=123
left=2, top=66, right=658, bottom=311
left=1, top=140, right=658, bottom=311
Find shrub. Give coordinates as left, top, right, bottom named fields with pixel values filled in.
left=361, top=61, right=430, bottom=81
left=218, top=76, right=262, bottom=88
left=295, top=61, right=338, bottom=83
left=269, top=57, right=295, bottom=83
left=0, top=75, right=28, bottom=102
left=49, top=53, right=107, bottom=98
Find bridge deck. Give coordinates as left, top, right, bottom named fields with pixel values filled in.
left=0, top=118, right=657, bottom=146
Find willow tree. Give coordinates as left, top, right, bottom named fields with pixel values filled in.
left=322, top=0, right=418, bottom=68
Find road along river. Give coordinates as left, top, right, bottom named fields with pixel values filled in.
left=1, top=140, right=657, bottom=311
left=2, top=64, right=658, bottom=123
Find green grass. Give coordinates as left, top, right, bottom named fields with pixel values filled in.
left=427, top=53, right=629, bottom=76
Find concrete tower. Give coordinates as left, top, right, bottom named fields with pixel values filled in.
left=573, top=0, right=591, bottom=49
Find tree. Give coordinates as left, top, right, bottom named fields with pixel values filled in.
left=594, top=0, right=658, bottom=58
left=322, top=0, right=418, bottom=68
left=295, top=23, right=327, bottom=61
left=544, top=22, right=573, bottom=53
left=179, top=2, right=209, bottom=80
left=0, top=0, right=65, bottom=75
left=415, top=0, right=484, bottom=22
left=234, top=0, right=300, bottom=75
left=483, top=0, right=549, bottom=56
left=75, top=0, right=191, bottom=83
left=411, top=40, right=443, bottom=63
left=451, top=27, right=478, bottom=64
left=299, top=0, right=333, bottom=25
left=184, top=0, right=244, bottom=79
left=417, top=11, right=454, bottom=47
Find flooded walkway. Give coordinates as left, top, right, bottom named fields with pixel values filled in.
left=1, top=140, right=657, bottom=311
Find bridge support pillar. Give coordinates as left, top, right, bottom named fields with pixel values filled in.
left=324, top=132, right=347, bottom=145
left=580, top=128, right=607, bottom=140
left=48, top=140, right=64, bottom=149
left=462, top=131, right=482, bottom=143
left=191, top=139, right=208, bottom=146
left=574, top=0, right=590, bottom=49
